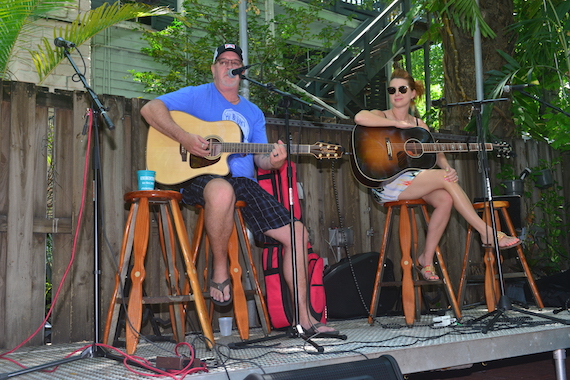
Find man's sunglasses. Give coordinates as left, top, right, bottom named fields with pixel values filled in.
left=387, top=86, right=409, bottom=94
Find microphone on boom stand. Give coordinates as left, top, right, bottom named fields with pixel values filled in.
left=54, top=37, right=76, bottom=49
left=228, top=63, right=259, bottom=78
left=502, top=83, right=537, bottom=94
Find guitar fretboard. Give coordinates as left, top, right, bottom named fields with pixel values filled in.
left=415, top=142, right=493, bottom=153
left=213, top=143, right=311, bottom=155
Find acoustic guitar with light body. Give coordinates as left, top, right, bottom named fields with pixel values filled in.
left=146, top=111, right=344, bottom=185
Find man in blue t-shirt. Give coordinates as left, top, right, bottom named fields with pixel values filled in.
left=140, top=44, right=337, bottom=336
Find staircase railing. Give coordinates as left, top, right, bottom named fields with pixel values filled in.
left=298, top=0, right=412, bottom=115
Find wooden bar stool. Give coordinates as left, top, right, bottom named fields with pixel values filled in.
left=191, top=201, right=271, bottom=340
left=369, top=199, right=462, bottom=325
left=458, top=200, right=544, bottom=311
left=103, top=190, right=214, bottom=354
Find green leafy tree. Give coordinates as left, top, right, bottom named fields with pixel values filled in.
left=398, top=0, right=569, bottom=148
left=485, top=0, right=570, bottom=150
left=0, top=0, right=72, bottom=79
left=408, top=43, right=445, bottom=129
left=524, top=160, right=569, bottom=275
left=130, top=0, right=348, bottom=113
left=0, top=0, right=172, bottom=82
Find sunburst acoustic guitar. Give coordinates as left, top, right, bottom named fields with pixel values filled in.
left=350, top=125, right=512, bottom=187
left=146, top=111, right=344, bottom=185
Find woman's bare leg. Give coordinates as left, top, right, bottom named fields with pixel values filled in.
left=409, top=189, right=453, bottom=280
left=399, top=170, right=519, bottom=247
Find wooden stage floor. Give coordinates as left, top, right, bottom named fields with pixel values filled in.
left=1, top=305, right=569, bottom=379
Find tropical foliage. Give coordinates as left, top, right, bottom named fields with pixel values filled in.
left=398, top=0, right=570, bottom=150
left=129, top=0, right=348, bottom=113
left=0, top=0, right=72, bottom=79
left=524, top=160, right=569, bottom=275
left=0, top=0, right=172, bottom=81
left=486, top=0, right=570, bottom=150
left=394, top=0, right=496, bottom=47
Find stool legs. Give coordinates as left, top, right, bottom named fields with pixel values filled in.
left=191, top=204, right=271, bottom=340
left=227, top=223, right=249, bottom=339
left=104, top=193, right=215, bottom=354
left=369, top=201, right=461, bottom=326
left=234, top=208, right=272, bottom=334
left=368, top=205, right=394, bottom=325
left=458, top=221, right=500, bottom=311
left=484, top=248, right=499, bottom=311
left=400, top=204, right=415, bottom=325
left=125, top=197, right=150, bottom=354
left=157, top=203, right=186, bottom=344
left=499, top=208, right=544, bottom=308
left=103, top=201, right=138, bottom=346
left=169, top=199, right=215, bottom=348
left=459, top=202, right=544, bottom=311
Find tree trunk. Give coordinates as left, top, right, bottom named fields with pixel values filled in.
left=441, top=0, right=516, bottom=138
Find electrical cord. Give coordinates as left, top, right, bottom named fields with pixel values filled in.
left=330, top=160, right=372, bottom=320
left=0, top=109, right=94, bottom=361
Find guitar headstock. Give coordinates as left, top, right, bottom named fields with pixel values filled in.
left=310, top=142, right=344, bottom=159
left=493, top=141, right=514, bottom=158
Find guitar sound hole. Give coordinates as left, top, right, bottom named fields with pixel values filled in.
left=206, top=137, right=222, bottom=158
left=404, top=139, right=424, bottom=158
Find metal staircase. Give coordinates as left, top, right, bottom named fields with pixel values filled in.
left=298, top=0, right=426, bottom=118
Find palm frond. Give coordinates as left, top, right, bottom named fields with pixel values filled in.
left=0, top=0, right=73, bottom=79
left=31, top=2, right=175, bottom=83
left=428, top=0, right=496, bottom=38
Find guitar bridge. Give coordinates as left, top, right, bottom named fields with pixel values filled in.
left=179, top=144, right=188, bottom=162
left=385, top=137, right=393, bottom=160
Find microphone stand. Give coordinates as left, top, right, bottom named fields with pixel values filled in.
left=443, top=98, right=569, bottom=333
left=517, top=90, right=570, bottom=118
left=0, top=44, right=159, bottom=379
left=227, top=74, right=346, bottom=352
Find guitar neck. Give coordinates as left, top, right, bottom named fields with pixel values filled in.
left=214, top=142, right=312, bottom=155
left=421, top=142, right=493, bottom=153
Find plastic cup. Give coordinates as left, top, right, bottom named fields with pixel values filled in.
left=218, top=317, right=233, bottom=336
left=137, top=170, right=155, bottom=190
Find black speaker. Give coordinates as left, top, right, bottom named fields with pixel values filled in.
left=323, top=252, right=399, bottom=318
left=243, top=355, right=403, bottom=380
left=473, top=195, right=523, bottom=231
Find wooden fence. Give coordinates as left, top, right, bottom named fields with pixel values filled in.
left=1, top=81, right=568, bottom=349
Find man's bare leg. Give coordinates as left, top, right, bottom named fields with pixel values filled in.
left=203, top=179, right=235, bottom=304
left=265, top=221, right=336, bottom=333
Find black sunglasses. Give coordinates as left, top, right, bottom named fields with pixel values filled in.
left=387, top=85, right=409, bottom=94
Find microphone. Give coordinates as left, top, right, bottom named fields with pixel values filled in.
left=54, top=37, right=76, bottom=49
left=431, top=97, right=447, bottom=108
left=228, top=64, right=255, bottom=78
left=503, top=83, right=537, bottom=93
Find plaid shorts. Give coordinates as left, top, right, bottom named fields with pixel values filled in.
left=181, top=175, right=296, bottom=243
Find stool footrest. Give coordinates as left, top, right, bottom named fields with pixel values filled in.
left=117, top=295, right=197, bottom=304
left=116, top=289, right=261, bottom=305
left=464, top=272, right=530, bottom=282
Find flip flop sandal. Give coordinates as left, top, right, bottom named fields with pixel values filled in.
left=210, top=278, right=232, bottom=307
left=303, top=322, right=341, bottom=337
left=415, top=264, right=440, bottom=281
left=482, top=231, right=522, bottom=251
